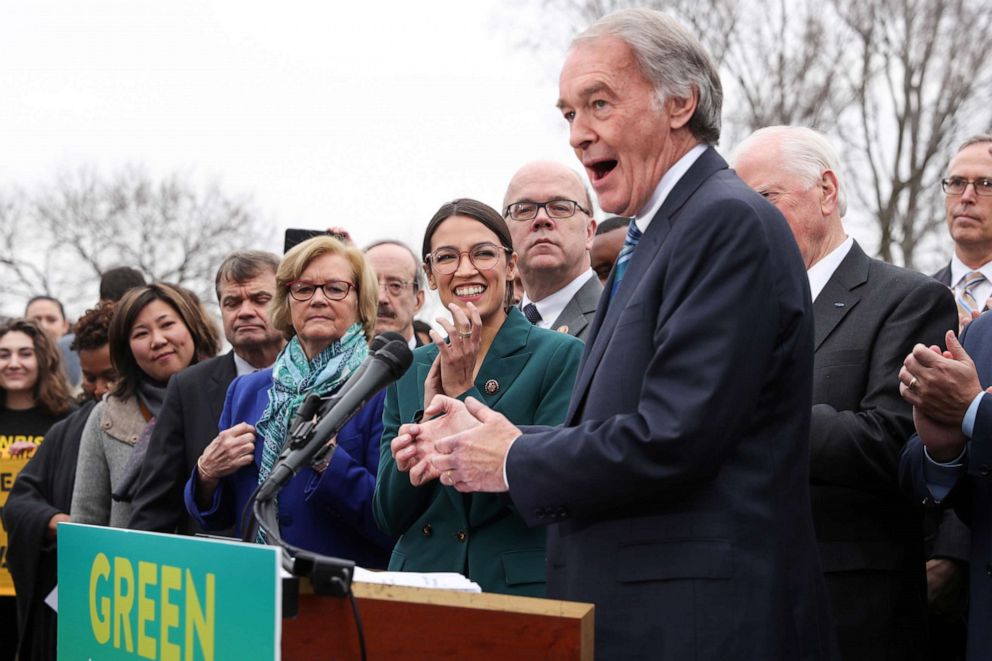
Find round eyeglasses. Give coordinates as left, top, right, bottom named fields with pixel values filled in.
left=426, top=242, right=511, bottom=275
left=377, top=280, right=417, bottom=297
left=287, top=280, right=356, bottom=302
left=504, top=200, right=591, bottom=221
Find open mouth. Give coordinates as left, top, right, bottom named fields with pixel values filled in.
left=454, top=285, right=486, bottom=297
left=589, top=159, right=618, bottom=182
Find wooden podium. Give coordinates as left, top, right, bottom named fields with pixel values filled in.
left=282, top=581, right=594, bottom=660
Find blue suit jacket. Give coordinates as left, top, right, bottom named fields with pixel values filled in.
left=183, top=368, right=394, bottom=568
left=901, top=312, right=992, bottom=659
left=506, top=148, right=838, bottom=660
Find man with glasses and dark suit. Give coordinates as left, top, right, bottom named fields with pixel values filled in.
left=503, top=162, right=603, bottom=340
left=901, top=137, right=992, bottom=661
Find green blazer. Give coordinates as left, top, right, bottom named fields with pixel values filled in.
left=374, top=307, right=582, bottom=596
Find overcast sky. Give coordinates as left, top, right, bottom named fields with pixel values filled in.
left=1, top=0, right=586, bottom=317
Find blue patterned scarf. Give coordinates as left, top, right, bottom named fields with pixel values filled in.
left=256, top=323, right=368, bottom=489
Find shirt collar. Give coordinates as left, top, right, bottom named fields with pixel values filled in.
left=950, top=254, right=992, bottom=288
left=233, top=351, right=271, bottom=377
left=806, top=236, right=853, bottom=301
left=520, top=269, right=596, bottom=330
left=633, top=144, right=708, bottom=234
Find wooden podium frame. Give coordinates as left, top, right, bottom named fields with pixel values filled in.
left=282, top=581, right=594, bottom=660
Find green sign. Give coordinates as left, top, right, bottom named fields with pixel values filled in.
left=58, top=523, right=280, bottom=660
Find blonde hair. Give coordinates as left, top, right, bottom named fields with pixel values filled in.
left=270, top=236, right=377, bottom=341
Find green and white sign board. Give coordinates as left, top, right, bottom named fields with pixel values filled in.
left=58, top=523, right=281, bottom=660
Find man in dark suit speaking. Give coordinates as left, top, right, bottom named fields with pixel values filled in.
left=390, top=9, right=838, bottom=660
left=734, top=126, right=957, bottom=660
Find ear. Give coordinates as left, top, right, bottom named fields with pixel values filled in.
left=819, top=170, right=840, bottom=217
left=667, top=88, right=698, bottom=131
left=423, top=265, right=437, bottom=291
left=506, top=252, right=519, bottom=281
left=585, top=218, right=597, bottom=251
left=414, top=288, right=425, bottom=312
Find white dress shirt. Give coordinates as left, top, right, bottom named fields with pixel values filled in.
left=520, top=270, right=596, bottom=329
left=806, top=236, right=853, bottom=301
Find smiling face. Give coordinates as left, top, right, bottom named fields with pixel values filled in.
left=288, top=252, right=360, bottom=358
left=427, top=215, right=517, bottom=325
left=0, top=331, right=39, bottom=398
left=558, top=36, right=693, bottom=217
left=503, top=162, right=595, bottom=290
left=946, top=142, right=992, bottom=264
left=128, top=299, right=196, bottom=384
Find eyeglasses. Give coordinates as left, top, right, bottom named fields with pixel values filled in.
left=942, top=177, right=992, bottom=197
left=504, top=200, right=591, bottom=221
left=426, top=242, right=511, bottom=275
left=287, top=280, right=356, bottom=302
left=378, top=280, right=417, bottom=296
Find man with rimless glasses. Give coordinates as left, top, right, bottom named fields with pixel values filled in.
left=364, top=240, right=426, bottom=349
left=503, top=162, right=603, bottom=340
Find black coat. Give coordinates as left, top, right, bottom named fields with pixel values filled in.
left=4, top=400, right=95, bottom=661
left=127, top=352, right=236, bottom=534
left=809, top=242, right=956, bottom=659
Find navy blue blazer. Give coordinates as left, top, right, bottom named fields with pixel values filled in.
left=506, top=148, right=838, bottom=660
left=901, top=312, right=992, bottom=658
left=183, top=368, right=393, bottom=568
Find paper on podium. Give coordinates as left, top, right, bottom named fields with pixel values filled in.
left=353, top=567, right=482, bottom=592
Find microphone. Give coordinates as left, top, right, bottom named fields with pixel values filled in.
left=284, top=332, right=404, bottom=445
left=256, top=339, right=413, bottom=501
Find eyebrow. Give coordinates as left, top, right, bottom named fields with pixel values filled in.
left=556, top=82, right=612, bottom=110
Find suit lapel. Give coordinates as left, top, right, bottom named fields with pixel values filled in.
left=206, top=352, right=238, bottom=427
left=551, top=276, right=603, bottom=337
left=813, top=242, right=868, bottom=351
left=567, top=147, right=727, bottom=422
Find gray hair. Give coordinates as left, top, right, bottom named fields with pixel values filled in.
left=575, top=9, right=723, bottom=145
left=213, top=250, right=281, bottom=301
left=735, top=126, right=848, bottom=218
left=958, top=134, right=992, bottom=151
left=363, top=239, right=424, bottom=290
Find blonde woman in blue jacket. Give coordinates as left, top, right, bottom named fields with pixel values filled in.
left=374, top=199, right=582, bottom=597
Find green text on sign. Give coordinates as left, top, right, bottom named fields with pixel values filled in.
left=59, top=523, right=280, bottom=660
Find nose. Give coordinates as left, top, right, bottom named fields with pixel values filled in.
left=453, top=252, right=477, bottom=277
left=569, top=112, right=594, bottom=151
left=149, top=328, right=167, bottom=349
left=961, top=182, right=980, bottom=203
left=237, top=299, right=256, bottom=318
left=377, top=282, right=391, bottom=304
left=532, top=205, right=555, bottom=230
left=6, top=354, right=21, bottom=368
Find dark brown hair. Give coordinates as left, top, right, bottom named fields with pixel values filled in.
left=0, top=318, right=73, bottom=416
left=108, top=283, right=219, bottom=398
left=421, top=198, right=516, bottom=310
left=71, top=301, right=116, bottom=352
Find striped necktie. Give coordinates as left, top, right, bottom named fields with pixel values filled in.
left=610, top=220, right=643, bottom=300
left=956, top=270, right=986, bottom=320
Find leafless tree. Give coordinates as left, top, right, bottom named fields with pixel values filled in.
left=0, top=166, right=268, bottom=313
left=506, top=0, right=992, bottom=268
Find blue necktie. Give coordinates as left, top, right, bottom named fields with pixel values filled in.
left=610, top=220, right=643, bottom=300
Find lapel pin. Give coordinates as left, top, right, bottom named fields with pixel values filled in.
left=833, top=302, right=845, bottom=308
left=484, top=379, right=499, bottom=395
left=557, top=325, right=569, bottom=333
